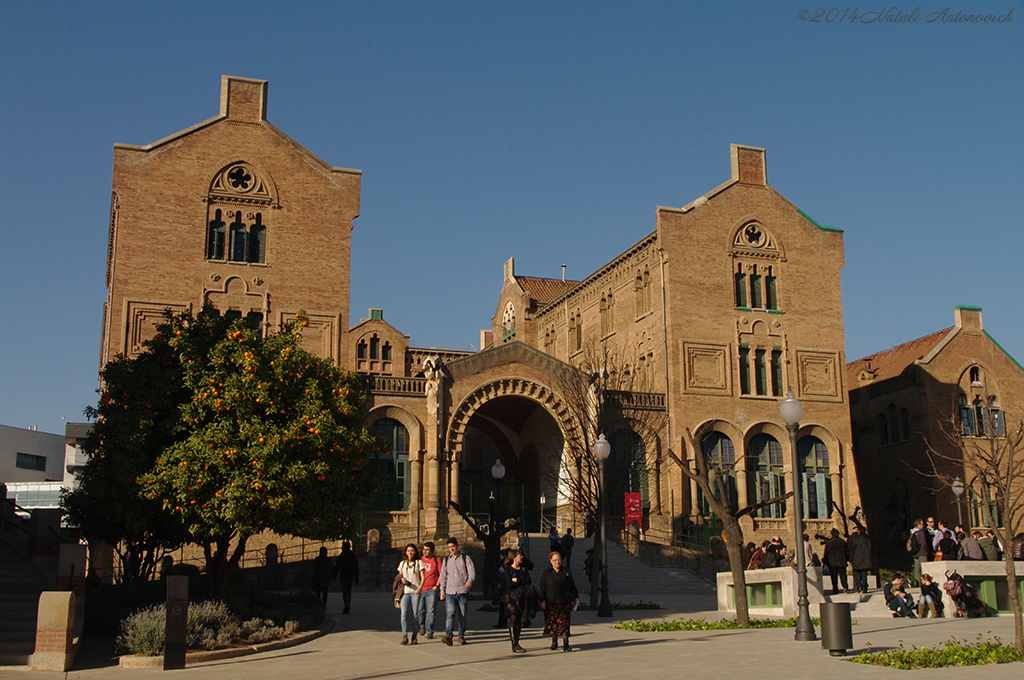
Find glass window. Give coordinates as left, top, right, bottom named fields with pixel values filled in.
left=738, top=347, right=751, bottom=395
left=207, top=209, right=226, bottom=259
left=798, top=436, right=831, bottom=519
left=16, top=453, right=47, bottom=472
left=247, top=213, right=266, bottom=263
left=700, top=432, right=738, bottom=514
left=735, top=270, right=747, bottom=308
left=748, top=434, right=784, bottom=518
left=229, top=213, right=247, bottom=262
left=370, top=417, right=409, bottom=512
left=765, top=269, right=778, bottom=310
left=754, top=349, right=767, bottom=396
left=770, top=350, right=783, bottom=396
left=750, top=272, right=762, bottom=309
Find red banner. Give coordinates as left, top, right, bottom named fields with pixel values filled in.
left=624, top=492, right=643, bottom=527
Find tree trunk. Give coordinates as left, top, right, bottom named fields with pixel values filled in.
left=723, top=521, right=750, bottom=627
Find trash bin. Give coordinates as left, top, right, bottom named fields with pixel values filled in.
left=819, top=602, right=853, bottom=656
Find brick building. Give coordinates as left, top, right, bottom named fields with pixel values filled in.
left=101, top=75, right=868, bottom=549
left=847, top=306, right=1024, bottom=560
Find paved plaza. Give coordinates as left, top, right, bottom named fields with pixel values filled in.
left=3, top=587, right=1022, bottom=680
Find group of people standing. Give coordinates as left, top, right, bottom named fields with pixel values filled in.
left=909, top=516, right=1010, bottom=586
left=397, top=537, right=580, bottom=652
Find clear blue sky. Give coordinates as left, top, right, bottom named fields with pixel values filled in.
left=2, top=1, right=1021, bottom=436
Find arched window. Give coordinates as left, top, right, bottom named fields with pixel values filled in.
left=369, top=334, right=380, bottom=360
left=381, top=342, right=392, bottom=361
left=247, top=213, right=266, bottom=263
left=748, top=434, right=784, bottom=518
left=798, top=436, right=831, bottom=519
left=899, top=408, right=910, bottom=441
left=357, top=340, right=367, bottom=359
left=501, top=302, right=516, bottom=342
left=600, top=297, right=608, bottom=336
left=750, top=269, right=762, bottom=309
left=958, top=394, right=975, bottom=436
left=765, top=266, right=778, bottom=310
left=607, top=292, right=614, bottom=333
left=878, top=413, right=889, bottom=445
left=700, top=432, right=737, bottom=514
left=229, top=212, right=247, bottom=262
left=370, top=417, right=410, bottom=512
left=207, top=209, right=226, bottom=259
left=643, top=270, right=652, bottom=314
left=888, top=405, right=898, bottom=442
left=734, top=266, right=747, bottom=308
left=990, top=397, right=1006, bottom=437
left=973, top=398, right=987, bottom=436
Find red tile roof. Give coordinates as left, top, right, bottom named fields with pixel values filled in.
left=847, top=327, right=954, bottom=385
left=515, top=276, right=579, bottom=304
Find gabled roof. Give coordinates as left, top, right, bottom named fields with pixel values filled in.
left=847, top=327, right=954, bottom=385
left=515, top=276, right=579, bottom=305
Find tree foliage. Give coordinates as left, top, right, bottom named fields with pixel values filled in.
left=66, top=308, right=385, bottom=595
left=922, top=410, right=1024, bottom=655
left=63, top=322, right=192, bottom=583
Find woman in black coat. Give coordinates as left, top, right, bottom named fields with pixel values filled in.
left=503, top=549, right=535, bottom=653
left=538, top=551, right=579, bottom=652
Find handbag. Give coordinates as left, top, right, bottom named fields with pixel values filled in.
left=933, top=551, right=943, bottom=561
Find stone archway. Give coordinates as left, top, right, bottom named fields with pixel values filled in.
left=446, top=378, right=581, bottom=530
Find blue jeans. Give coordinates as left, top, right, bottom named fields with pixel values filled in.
left=418, top=588, right=438, bottom=635
left=338, top=579, right=353, bottom=611
left=400, top=593, right=420, bottom=637
left=888, top=594, right=913, bottom=617
left=444, top=593, right=468, bottom=637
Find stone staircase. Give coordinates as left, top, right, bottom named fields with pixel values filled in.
left=0, top=541, right=46, bottom=665
left=523, top=535, right=717, bottom=601
left=822, top=587, right=894, bottom=617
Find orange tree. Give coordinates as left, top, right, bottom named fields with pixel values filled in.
left=62, top=329, right=191, bottom=584
left=92, top=308, right=384, bottom=597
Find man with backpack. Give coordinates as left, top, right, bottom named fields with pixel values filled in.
left=438, top=537, right=476, bottom=646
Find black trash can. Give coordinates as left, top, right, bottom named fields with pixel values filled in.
left=819, top=602, right=853, bottom=656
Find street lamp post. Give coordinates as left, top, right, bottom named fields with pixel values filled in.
left=951, top=476, right=965, bottom=527
left=540, top=493, right=546, bottom=535
left=485, top=459, right=506, bottom=597
left=780, top=390, right=816, bottom=642
left=594, top=434, right=613, bottom=618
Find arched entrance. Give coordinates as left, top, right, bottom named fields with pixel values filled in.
left=447, top=378, right=579, bottom=533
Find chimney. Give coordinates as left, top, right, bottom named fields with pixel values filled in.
left=561, top=264, right=566, bottom=282
left=730, top=144, right=767, bottom=186
left=220, top=75, right=268, bottom=123
left=954, top=305, right=983, bottom=333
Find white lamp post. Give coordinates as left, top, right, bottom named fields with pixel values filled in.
left=780, top=390, right=816, bottom=642
left=594, top=434, right=613, bottom=618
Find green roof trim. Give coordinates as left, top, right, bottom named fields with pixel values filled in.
left=798, top=209, right=843, bottom=233
left=983, top=330, right=1023, bottom=372
left=955, top=305, right=983, bottom=312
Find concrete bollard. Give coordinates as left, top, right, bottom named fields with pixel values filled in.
left=31, top=591, right=76, bottom=671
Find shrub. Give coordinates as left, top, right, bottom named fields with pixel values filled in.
left=614, top=616, right=824, bottom=632
left=116, top=605, right=166, bottom=656
left=852, top=636, right=1022, bottom=669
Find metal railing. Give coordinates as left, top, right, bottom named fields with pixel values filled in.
left=617, top=530, right=723, bottom=584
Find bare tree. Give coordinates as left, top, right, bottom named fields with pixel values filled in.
left=674, top=425, right=791, bottom=628
left=537, top=341, right=667, bottom=526
left=922, top=410, right=1023, bottom=654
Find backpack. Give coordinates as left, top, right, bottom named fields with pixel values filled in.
left=907, top=533, right=916, bottom=553
left=761, top=551, right=780, bottom=569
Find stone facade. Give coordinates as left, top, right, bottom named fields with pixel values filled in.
left=848, top=306, right=1024, bottom=560
left=114, top=75, right=1024, bottom=554
left=101, top=76, right=359, bottom=369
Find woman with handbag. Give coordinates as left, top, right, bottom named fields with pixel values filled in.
left=397, top=543, right=425, bottom=645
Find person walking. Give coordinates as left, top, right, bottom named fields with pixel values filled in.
left=418, top=542, right=442, bottom=638
left=561, top=528, right=575, bottom=569
left=539, top=550, right=579, bottom=652
left=334, top=540, right=359, bottom=614
left=438, top=537, right=476, bottom=646
left=847, top=526, right=872, bottom=594
left=822, top=528, right=850, bottom=594
left=397, top=543, right=425, bottom=645
left=504, top=549, right=536, bottom=653
left=311, top=547, right=334, bottom=605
